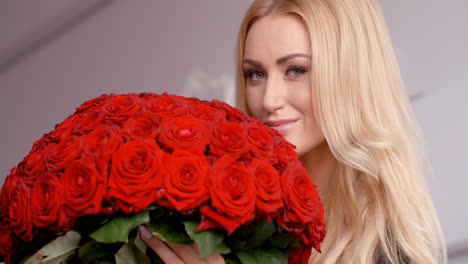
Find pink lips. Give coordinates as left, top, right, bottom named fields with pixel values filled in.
left=263, top=119, right=297, bottom=135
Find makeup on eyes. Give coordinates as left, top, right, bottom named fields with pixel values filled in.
left=285, top=65, right=309, bottom=78
left=243, top=69, right=266, bottom=83
left=243, top=64, right=308, bottom=82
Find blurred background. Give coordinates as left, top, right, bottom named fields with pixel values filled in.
left=0, top=0, right=466, bottom=262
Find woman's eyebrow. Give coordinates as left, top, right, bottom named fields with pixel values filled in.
left=242, top=58, right=263, bottom=69
left=243, top=53, right=311, bottom=68
left=276, top=53, right=311, bottom=65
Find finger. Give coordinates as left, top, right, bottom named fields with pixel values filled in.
left=165, top=241, right=203, bottom=263
left=139, top=225, right=184, bottom=264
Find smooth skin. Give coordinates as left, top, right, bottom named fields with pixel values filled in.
left=244, top=14, right=323, bottom=156
left=244, top=14, right=336, bottom=199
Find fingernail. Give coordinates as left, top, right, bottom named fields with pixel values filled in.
left=139, top=225, right=152, bottom=239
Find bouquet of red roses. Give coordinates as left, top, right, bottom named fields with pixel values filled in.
left=0, top=93, right=325, bottom=264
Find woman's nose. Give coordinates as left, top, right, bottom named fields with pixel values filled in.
left=262, top=75, right=286, bottom=113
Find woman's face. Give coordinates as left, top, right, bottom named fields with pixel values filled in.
left=243, top=14, right=325, bottom=156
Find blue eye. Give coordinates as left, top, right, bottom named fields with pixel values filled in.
left=286, top=65, right=308, bottom=77
left=244, top=70, right=266, bottom=81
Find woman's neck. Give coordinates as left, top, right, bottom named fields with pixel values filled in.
left=299, top=141, right=337, bottom=202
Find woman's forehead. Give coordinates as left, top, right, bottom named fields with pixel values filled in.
left=244, top=14, right=311, bottom=60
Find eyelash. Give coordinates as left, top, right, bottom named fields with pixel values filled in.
left=286, top=65, right=308, bottom=77
left=243, top=70, right=266, bottom=81
left=243, top=65, right=309, bottom=82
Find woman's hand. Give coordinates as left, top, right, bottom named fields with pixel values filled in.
left=139, top=225, right=226, bottom=264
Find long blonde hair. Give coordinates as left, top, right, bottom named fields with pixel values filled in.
left=236, top=0, right=446, bottom=263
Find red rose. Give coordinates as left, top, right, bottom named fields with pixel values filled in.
left=158, top=116, right=209, bottom=152
left=0, top=221, right=17, bottom=257
left=122, top=112, right=160, bottom=141
left=82, top=125, right=122, bottom=156
left=108, top=139, right=165, bottom=214
left=75, top=94, right=109, bottom=113
left=139, top=92, right=158, bottom=101
left=212, top=99, right=252, bottom=123
left=277, top=162, right=325, bottom=250
left=189, top=104, right=226, bottom=122
left=8, top=180, right=34, bottom=242
left=274, top=135, right=298, bottom=168
left=245, top=122, right=276, bottom=162
left=0, top=93, right=327, bottom=257
left=29, top=136, right=49, bottom=153
left=288, top=244, right=313, bottom=264
left=72, top=111, right=105, bottom=135
left=161, top=149, right=209, bottom=212
left=45, top=136, right=83, bottom=172
left=248, top=158, right=283, bottom=221
left=209, top=122, right=249, bottom=157
left=144, top=93, right=190, bottom=118
left=61, top=158, right=106, bottom=218
left=280, top=162, right=322, bottom=225
left=31, top=172, right=73, bottom=232
left=0, top=168, right=20, bottom=217
left=290, top=219, right=326, bottom=253
left=31, top=172, right=67, bottom=231
left=49, top=114, right=79, bottom=139
left=18, top=148, right=47, bottom=186
left=104, top=94, right=143, bottom=124
left=82, top=124, right=122, bottom=179
left=199, top=156, right=255, bottom=234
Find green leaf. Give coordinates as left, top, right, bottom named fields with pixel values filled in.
left=252, top=249, right=288, bottom=264
left=24, top=231, right=81, bottom=264
left=290, top=238, right=301, bottom=247
left=226, top=259, right=242, bottom=264
left=228, top=219, right=275, bottom=252
left=78, top=241, right=122, bottom=261
left=229, top=239, right=247, bottom=251
left=145, top=204, right=159, bottom=211
left=149, top=220, right=192, bottom=245
left=91, top=211, right=150, bottom=243
left=236, top=251, right=258, bottom=264
left=97, top=261, right=114, bottom=264
left=216, top=243, right=231, bottom=254
left=245, top=219, right=276, bottom=248
left=266, top=234, right=296, bottom=249
left=237, top=249, right=289, bottom=264
left=183, top=220, right=225, bottom=259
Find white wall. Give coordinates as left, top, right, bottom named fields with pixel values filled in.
left=1, top=0, right=466, bottom=261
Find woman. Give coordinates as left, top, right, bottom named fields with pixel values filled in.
left=141, top=0, right=447, bottom=263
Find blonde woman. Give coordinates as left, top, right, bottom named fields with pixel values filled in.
left=236, top=0, right=446, bottom=263
left=141, top=0, right=446, bottom=263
